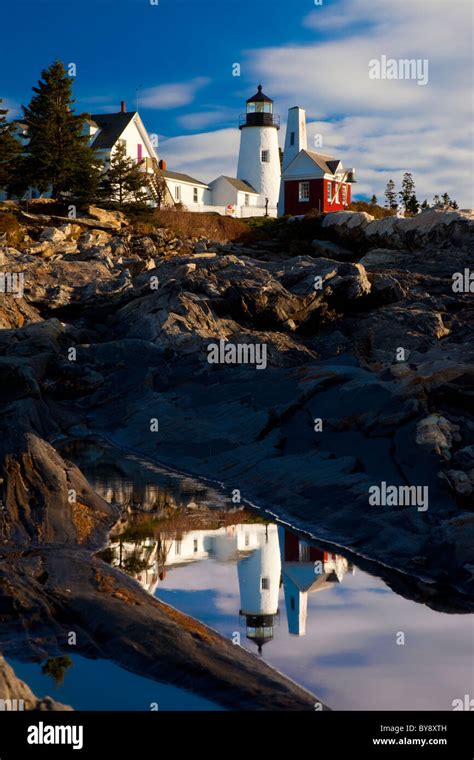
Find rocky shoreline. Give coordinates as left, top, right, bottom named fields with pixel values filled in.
left=0, top=203, right=473, bottom=707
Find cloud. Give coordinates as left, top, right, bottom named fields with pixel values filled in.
left=139, top=77, right=210, bottom=110
left=242, top=0, right=473, bottom=207
left=178, top=108, right=235, bottom=131
left=159, top=127, right=240, bottom=183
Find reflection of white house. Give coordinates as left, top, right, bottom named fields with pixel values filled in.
left=278, top=526, right=352, bottom=636
left=109, top=521, right=353, bottom=643
left=111, top=537, right=160, bottom=594
left=164, top=523, right=266, bottom=567
left=237, top=524, right=281, bottom=653
left=110, top=523, right=269, bottom=593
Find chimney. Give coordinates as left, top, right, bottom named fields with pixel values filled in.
left=282, top=107, right=307, bottom=172
left=120, top=101, right=126, bottom=113
left=159, top=159, right=167, bottom=171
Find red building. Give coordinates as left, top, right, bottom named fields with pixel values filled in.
left=279, top=106, right=356, bottom=216
left=281, top=149, right=356, bottom=215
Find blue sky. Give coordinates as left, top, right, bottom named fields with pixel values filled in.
left=3, top=0, right=473, bottom=205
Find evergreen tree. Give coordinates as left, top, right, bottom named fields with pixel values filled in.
left=406, top=194, right=419, bottom=215
left=399, top=172, right=416, bottom=213
left=16, top=61, right=100, bottom=201
left=0, top=100, right=20, bottom=191
left=440, top=192, right=459, bottom=209
left=433, top=195, right=443, bottom=208
left=370, top=194, right=377, bottom=204
left=100, top=142, right=149, bottom=207
left=420, top=199, right=429, bottom=210
left=384, top=179, right=397, bottom=210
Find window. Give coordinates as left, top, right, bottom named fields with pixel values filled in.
left=342, top=185, right=347, bottom=205
left=193, top=187, right=198, bottom=203
left=175, top=539, right=182, bottom=556
left=193, top=539, right=198, bottom=553
left=335, top=184, right=340, bottom=203
left=290, top=131, right=295, bottom=146
left=175, top=185, right=181, bottom=202
left=261, top=577, right=270, bottom=590
left=327, top=182, right=332, bottom=203
left=245, top=533, right=250, bottom=547
left=298, top=181, right=310, bottom=202
left=244, top=194, right=249, bottom=206
left=261, top=150, right=269, bottom=163
left=299, top=543, right=310, bottom=562
left=290, top=596, right=295, bottom=611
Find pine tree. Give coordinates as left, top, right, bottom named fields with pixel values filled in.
left=16, top=60, right=100, bottom=201
left=420, top=199, right=429, bottom=210
left=451, top=200, right=459, bottom=210
left=406, top=194, right=419, bottom=215
left=370, top=194, right=377, bottom=205
left=432, top=195, right=443, bottom=208
left=399, top=172, right=416, bottom=213
left=384, top=179, right=397, bottom=210
left=100, top=142, right=149, bottom=207
left=0, top=100, right=20, bottom=191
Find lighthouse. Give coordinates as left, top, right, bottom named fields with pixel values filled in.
left=236, top=85, right=281, bottom=216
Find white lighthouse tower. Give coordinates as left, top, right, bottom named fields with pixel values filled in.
left=236, top=85, right=281, bottom=217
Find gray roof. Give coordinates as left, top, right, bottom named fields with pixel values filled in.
left=221, top=176, right=259, bottom=193
left=89, top=111, right=137, bottom=150
left=162, top=170, right=209, bottom=187
left=304, top=151, right=342, bottom=175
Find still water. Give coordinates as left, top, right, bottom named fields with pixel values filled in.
left=54, top=439, right=473, bottom=711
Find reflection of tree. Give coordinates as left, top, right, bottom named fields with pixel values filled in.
left=156, top=536, right=172, bottom=568
left=41, top=656, right=73, bottom=688
left=122, top=554, right=152, bottom=576
left=96, top=547, right=114, bottom=565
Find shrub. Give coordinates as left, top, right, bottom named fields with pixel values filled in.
left=133, top=207, right=249, bottom=244
left=348, top=201, right=395, bottom=219
left=0, top=212, right=24, bottom=246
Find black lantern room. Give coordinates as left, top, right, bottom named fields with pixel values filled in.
left=239, top=85, right=280, bottom=129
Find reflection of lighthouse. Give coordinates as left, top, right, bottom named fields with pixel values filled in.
left=278, top=527, right=352, bottom=636
left=237, top=524, right=281, bottom=654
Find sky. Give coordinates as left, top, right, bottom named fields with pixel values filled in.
left=2, top=0, right=473, bottom=206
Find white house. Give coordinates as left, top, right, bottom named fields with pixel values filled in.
left=161, top=168, right=210, bottom=210
left=2, top=88, right=284, bottom=216
left=208, top=175, right=260, bottom=217
left=85, top=102, right=173, bottom=206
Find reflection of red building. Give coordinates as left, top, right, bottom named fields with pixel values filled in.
left=281, top=530, right=335, bottom=564
left=278, top=527, right=352, bottom=636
